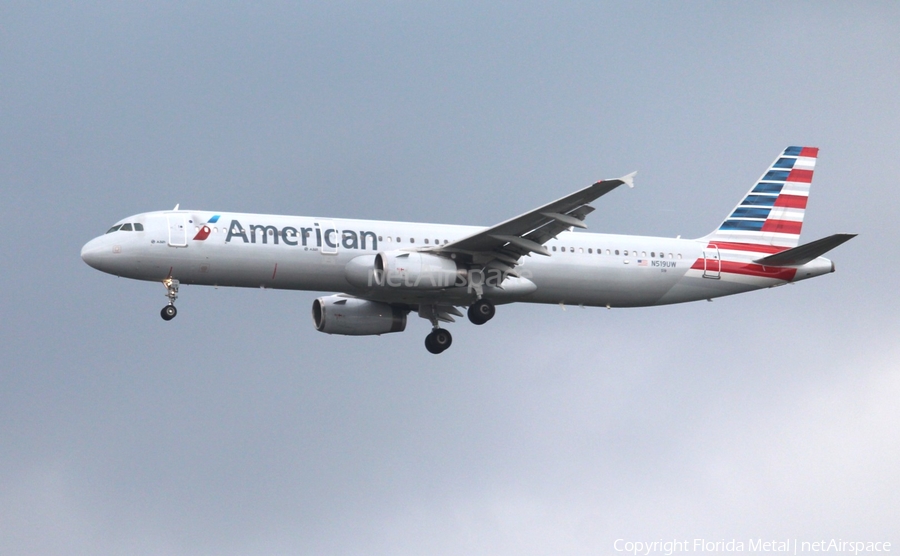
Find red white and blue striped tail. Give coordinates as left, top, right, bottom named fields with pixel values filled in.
left=703, top=146, right=817, bottom=252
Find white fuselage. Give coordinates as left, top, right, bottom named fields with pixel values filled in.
left=81, top=209, right=834, bottom=309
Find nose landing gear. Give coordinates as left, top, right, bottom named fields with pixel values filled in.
left=161, top=278, right=179, bottom=321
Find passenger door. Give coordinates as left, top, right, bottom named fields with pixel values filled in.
left=166, top=212, right=188, bottom=247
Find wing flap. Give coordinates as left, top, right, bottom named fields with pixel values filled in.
left=540, top=211, right=588, bottom=229
left=489, top=234, right=551, bottom=256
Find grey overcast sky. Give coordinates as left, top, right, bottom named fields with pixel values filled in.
left=1, top=2, right=898, bottom=555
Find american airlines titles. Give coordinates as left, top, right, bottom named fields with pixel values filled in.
left=224, top=219, right=378, bottom=251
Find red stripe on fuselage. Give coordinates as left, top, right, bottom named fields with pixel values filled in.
left=707, top=242, right=786, bottom=254
left=774, top=194, right=808, bottom=209
left=762, top=220, right=802, bottom=234
left=691, top=259, right=797, bottom=280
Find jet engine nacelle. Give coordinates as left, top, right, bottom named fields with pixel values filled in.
left=373, top=251, right=462, bottom=289
left=312, top=295, right=407, bottom=336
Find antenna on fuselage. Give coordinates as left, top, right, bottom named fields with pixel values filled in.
left=173, top=204, right=180, bottom=210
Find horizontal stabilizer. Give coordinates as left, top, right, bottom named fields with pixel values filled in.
left=754, top=233, right=857, bottom=267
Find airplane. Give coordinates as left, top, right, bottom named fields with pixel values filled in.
left=81, top=146, right=854, bottom=354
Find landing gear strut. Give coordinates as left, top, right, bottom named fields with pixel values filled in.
left=161, top=278, right=179, bottom=321
left=425, top=328, right=452, bottom=354
left=467, top=298, right=495, bottom=325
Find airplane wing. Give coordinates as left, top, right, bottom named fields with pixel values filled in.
left=431, top=172, right=635, bottom=274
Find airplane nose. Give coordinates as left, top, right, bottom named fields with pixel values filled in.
left=81, top=238, right=105, bottom=270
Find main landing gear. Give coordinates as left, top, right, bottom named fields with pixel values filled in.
left=425, top=328, right=452, bottom=354
left=160, top=278, right=179, bottom=321
left=467, top=298, right=495, bottom=325
left=421, top=299, right=496, bottom=354
left=420, top=304, right=454, bottom=355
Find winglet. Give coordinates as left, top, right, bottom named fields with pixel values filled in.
left=620, top=171, right=636, bottom=189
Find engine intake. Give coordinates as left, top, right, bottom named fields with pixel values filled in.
left=312, top=295, right=407, bottom=336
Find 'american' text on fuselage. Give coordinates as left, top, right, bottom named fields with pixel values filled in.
left=224, top=219, right=378, bottom=250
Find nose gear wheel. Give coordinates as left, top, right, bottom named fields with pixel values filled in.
left=161, top=305, right=177, bottom=320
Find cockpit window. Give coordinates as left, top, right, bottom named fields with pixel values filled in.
left=105, top=222, right=143, bottom=233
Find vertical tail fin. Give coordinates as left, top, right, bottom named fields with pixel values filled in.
left=703, top=146, right=818, bottom=250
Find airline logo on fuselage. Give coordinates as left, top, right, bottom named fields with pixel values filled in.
left=223, top=219, right=378, bottom=251
left=193, top=215, right=221, bottom=241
